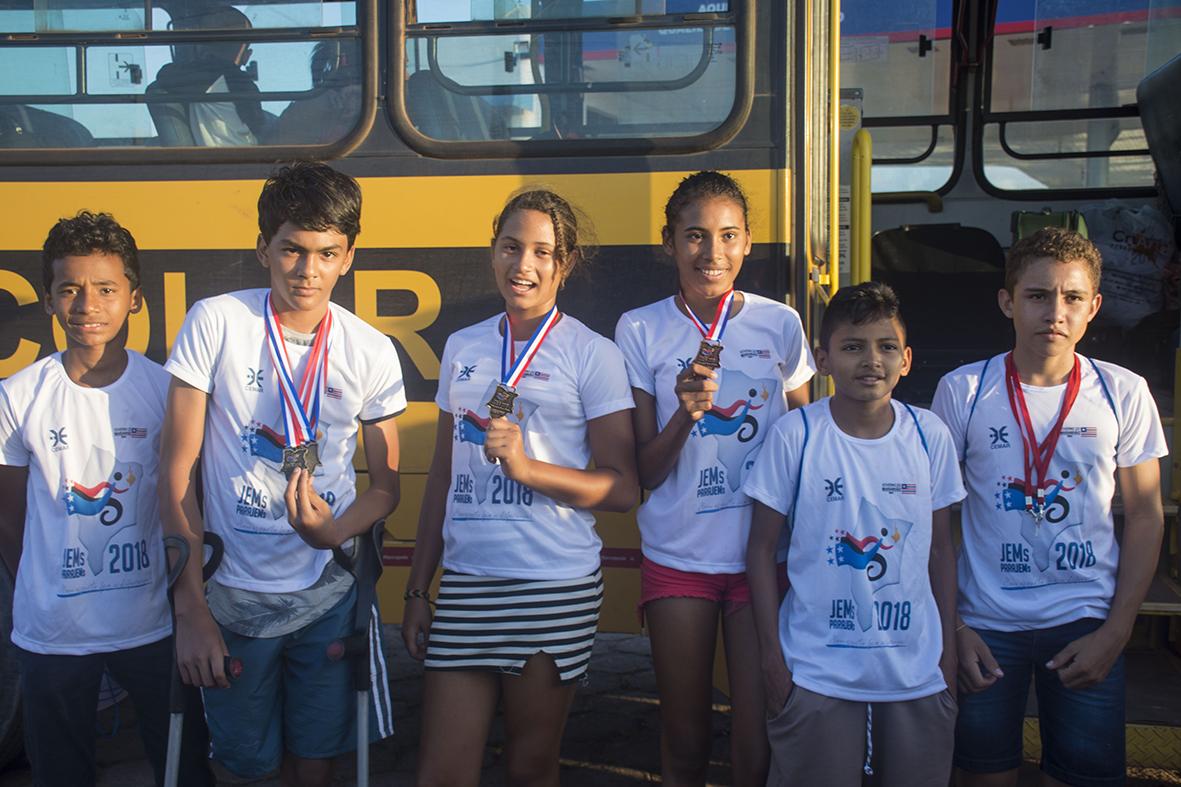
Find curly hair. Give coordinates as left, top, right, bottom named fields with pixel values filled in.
left=663, top=170, right=750, bottom=231
left=258, top=162, right=362, bottom=246
left=1005, top=227, right=1102, bottom=293
left=819, top=281, right=907, bottom=350
left=491, top=189, right=596, bottom=280
left=41, top=211, right=140, bottom=294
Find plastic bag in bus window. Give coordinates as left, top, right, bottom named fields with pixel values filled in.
left=1082, top=201, right=1176, bottom=329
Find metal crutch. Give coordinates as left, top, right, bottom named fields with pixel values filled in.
left=326, top=521, right=387, bottom=787
left=163, top=532, right=242, bottom=787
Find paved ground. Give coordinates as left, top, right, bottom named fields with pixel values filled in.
left=1, top=628, right=1178, bottom=786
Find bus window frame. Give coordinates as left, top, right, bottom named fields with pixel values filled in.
left=388, top=2, right=756, bottom=158
left=0, top=0, right=378, bottom=164
left=973, top=7, right=1156, bottom=200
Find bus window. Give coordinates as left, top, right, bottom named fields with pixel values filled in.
left=840, top=0, right=956, bottom=193
left=394, top=1, right=748, bottom=153
left=0, top=1, right=365, bottom=153
left=981, top=0, right=1181, bottom=192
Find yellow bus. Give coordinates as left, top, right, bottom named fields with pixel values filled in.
left=0, top=0, right=1178, bottom=775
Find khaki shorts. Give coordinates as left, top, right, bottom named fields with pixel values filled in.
left=766, top=684, right=957, bottom=787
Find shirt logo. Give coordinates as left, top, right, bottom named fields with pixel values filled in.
left=824, top=477, right=844, bottom=502
left=523, top=369, right=550, bottom=382
left=1062, top=426, right=1098, bottom=438
left=49, top=427, right=68, bottom=451
left=739, top=349, right=772, bottom=360
left=245, top=367, right=265, bottom=392
left=113, top=427, right=147, bottom=439
left=326, top=386, right=343, bottom=400
left=457, top=364, right=477, bottom=382
left=676, top=357, right=693, bottom=371
left=989, top=426, right=1010, bottom=449
left=881, top=482, right=917, bottom=495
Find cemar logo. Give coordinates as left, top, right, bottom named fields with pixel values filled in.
left=989, top=425, right=1010, bottom=449
left=458, top=364, right=477, bottom=382
left=676, top=357, right=693, bottom=371
left=245, top=367, right=265, bottom=392
left=49, top=427, right=68, bottom=452
left=825, top=476, right=844, bottom=502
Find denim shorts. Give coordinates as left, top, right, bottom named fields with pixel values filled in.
left=202, top=585, right=366, bottom=777
left=954, top=617, right=1125, bottom=787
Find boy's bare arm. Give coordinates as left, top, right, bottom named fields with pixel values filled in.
left=0, top=466, right=27, bottom=578
left=1049, top=457, right=1163, bottom=688
left=286, top=416, right=401, bottom=548
left=747, top=501, right=792, bottom=714
left=928, top=506, right=958, bottom=691
left=159, top=377, right=230, bottom=688
left=402, top=411, right=453, bottom=660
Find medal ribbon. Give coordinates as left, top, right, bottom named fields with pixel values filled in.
left=1003, top=353, right=1081, bottom=516
left=681, top=288, right=735, bottom=343
left=500, top=305, right=559, bottom=388
left=263, top=293, right=332, bottom=447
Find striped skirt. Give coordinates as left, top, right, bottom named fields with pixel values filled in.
left=424, top=568, right=604, bottom=684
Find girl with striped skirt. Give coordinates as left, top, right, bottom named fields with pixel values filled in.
left=401, top=189, right=639, bottom=787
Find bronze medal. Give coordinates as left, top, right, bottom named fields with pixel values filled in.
left=281, top=441, right=320, bottom=479
left=486, top=383, right=518, bottom=419
left=692, top=339, right=723, bottom=371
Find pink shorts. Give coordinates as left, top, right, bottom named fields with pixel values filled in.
left=638, top=557, right=788, bottom=620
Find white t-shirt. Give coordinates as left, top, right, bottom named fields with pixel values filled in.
left=436, top=313, right=634, bottom=580
left=744, top=398, right=966, bottom=702
left=615, top=293, right=815, bottom=573
left=0, top=352, right=172, bottom=655
left=932, top=354, right=1167, bottom=632
left=165, top=289, right=407, bottom=593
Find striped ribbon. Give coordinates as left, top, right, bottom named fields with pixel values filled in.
left=500, top=305, right=560, bottom=388
left=681, top=288, right=735, bottom=343
left=263, top=293, right=332, bottom=447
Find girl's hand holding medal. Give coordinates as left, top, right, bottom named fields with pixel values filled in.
left=674, top=362, right=718, bottom=422
left=484, top=416, right=532, bottom=483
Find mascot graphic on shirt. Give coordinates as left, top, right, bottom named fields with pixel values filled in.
left=454, top=380, right=540, bottom=505
left=692, top=369, right=774, bottom=493
left=996, top=460, right=1090, bottom=574
left=828, top=499, right=913, bottom=632
left=62, top=448, right=143, bottom=577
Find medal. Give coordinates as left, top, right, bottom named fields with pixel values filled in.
left=682, top=289, right=735, bottom=372
left=1003, top=353, right=1081, bottom=524
left=485, top=305, right=559, bottom=419
left=281, top=441, right=320, bottom=478
left=264, top=293, right=332, bottom=480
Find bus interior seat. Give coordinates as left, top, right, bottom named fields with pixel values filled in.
left=871, top=223, right=1010, bottom=404
left=405, top=70, right=491, bottom=141
left=145, top=81, right=198, bottom=146
left=1011, top=209, right=1088, bottom=243
left=0, top=105, right=94, bottom=148
left=1137, top=52, right=1181, bottom=225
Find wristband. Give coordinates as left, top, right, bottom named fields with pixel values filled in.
left=404, top=588, right=432, bottom=604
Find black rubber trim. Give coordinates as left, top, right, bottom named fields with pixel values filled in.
left=867, top=124, right=941, bottom=165
left=997, top=121, right=1149, bottom=161
left=388, top=0, right=755, bottom=159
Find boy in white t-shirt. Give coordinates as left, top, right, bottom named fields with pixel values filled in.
left=745, top=282, right=965, bottom=786
left=0, top=212, right=212, bottom=786
left=932, top=228, right=1166, bottom=787
left=160, top=163, right=405, bottom=785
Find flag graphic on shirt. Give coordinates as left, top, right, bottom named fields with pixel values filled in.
left=455, top=380, right=539, bottom=504
left=828, top=499, right=913, bottom=631
left=995, top=461, right=1090, bottom=574
left=692, top=369, right=775, bottom=493
left=63, top=448, right=143, bottom=576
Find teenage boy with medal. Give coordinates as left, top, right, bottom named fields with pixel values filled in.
left=160, top=163, right=405, bottom=786
left=931, top=228, right=1166, bottom=787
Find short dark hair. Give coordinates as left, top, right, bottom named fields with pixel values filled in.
left=491, top=189, right=595, bottom=279
left=819, top=281, right=906, bottom=349
left=41, top=211, right=140, bottom=294
left=1005, top=227, right=1101, bottom=294
left=663, top=170, right=750, bottom=231
left=257, top=162, right=362, bottom=246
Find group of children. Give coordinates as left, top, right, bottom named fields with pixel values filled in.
left=0, top=162, right=1164, bottom=787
